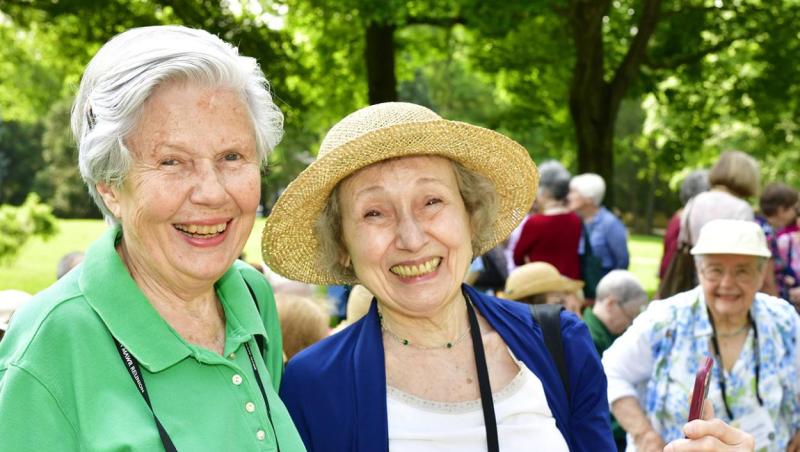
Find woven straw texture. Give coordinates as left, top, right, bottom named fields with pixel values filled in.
left=504, top=262, right=584, bottom=301
left=262, top=102, right=538, bottom=285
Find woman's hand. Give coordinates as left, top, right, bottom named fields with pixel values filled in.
left=663, top=401, right=754, bottom=451
left=633, top=429, right=666, bottom=452
left=788, top=286, right=800, bottom=304
left=786, top=430, right=800, bottom=452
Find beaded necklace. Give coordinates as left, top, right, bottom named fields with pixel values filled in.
left=377, top=311, right=471, bottom=350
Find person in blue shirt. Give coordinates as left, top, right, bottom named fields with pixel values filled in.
left=262, top=102, right=752, bottom=452
left=569, top=173, right=630, bottom=276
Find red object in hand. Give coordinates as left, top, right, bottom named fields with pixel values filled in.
left=688, top=356, right=714, bottom=422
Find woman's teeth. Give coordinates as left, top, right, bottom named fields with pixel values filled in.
left=391, top=257, right=442, bottom=277
left=174, top=222, right=227, bottom=237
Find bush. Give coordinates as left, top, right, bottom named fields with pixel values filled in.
left=0, top=193, right=58, bottom=263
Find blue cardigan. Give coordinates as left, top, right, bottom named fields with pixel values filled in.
left=279, top=285, right=614, bottom=451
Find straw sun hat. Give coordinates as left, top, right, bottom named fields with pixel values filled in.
left=503, top=262, right=584, bottom=301
left=262, top=102, right=538, bottom=285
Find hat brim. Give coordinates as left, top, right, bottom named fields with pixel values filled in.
left=505, top=276, right=584, bottom=301
left=690, top=246, right=771, bottom=258
left=262, top=119, right=538, bottom=285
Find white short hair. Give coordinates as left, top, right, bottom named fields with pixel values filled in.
left=596, top=270, right=647, bottom=306
left=570, top=173, right=606, bottom=206
left=71, top=25, right=283, bottom=222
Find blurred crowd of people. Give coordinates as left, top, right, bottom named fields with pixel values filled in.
left=1, top=23, right=795, bottom=452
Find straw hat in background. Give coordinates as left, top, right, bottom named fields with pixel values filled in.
left=503, top=262, right=584, bottom=301
left=691, top=219, right=771, bottom=257
left=262, top=102, right=538, bottom=285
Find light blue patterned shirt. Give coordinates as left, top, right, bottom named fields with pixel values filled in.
left=603, top=288, right=800, bottom=450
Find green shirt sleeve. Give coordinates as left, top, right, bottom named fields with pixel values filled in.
left=0, top=365, right=79, bottom=451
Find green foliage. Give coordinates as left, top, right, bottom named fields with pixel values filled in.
left=1, top=0, right=799, bottom=226
left=0, top=119, right=44, bottom=205
left=0, top=193, right=57, bottom=263
left=34, top=99, right=100, bottom=218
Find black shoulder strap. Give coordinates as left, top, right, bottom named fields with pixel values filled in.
left=243, top=279, right=266, bottom=356
left=530, top=304, right=570, bottom=399
left=581, top=223, right=594, bottom=256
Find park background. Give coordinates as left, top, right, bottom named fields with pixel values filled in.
left=1, top=0, right=798, bottom=295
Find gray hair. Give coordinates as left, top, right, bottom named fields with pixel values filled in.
left=570, top=173, right=606, bottom=206
left=679, top=169, right=710, bottom=204
left=71, top=25, right=283, bottom=222
left=538, top=160, right=571, bottom=201
left=56, top=251, right=85, bottom=279
left=596, top=270, right=647, bottom=306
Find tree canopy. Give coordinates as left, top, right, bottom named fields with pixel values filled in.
left=0, top=0, right=797, bottom=230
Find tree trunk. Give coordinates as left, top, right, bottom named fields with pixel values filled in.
left=567, top=0, right=662, bottom=209
left=364, top=22, right=397, bottom=104
left=568, top=0, right=615, bottom=205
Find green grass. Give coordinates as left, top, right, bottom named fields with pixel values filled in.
left=1, top=219, right=665, bottom=296
left=628, top=233, right=664, bottom=297
left=0, top=219, right=269, bottom=294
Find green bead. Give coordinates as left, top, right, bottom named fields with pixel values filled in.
left=446, top=343, right=452, bottom=348
left=402, top=339, right=409, bottom=345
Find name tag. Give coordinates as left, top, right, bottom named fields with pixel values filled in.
left=731, top=406, right=776, bottom=451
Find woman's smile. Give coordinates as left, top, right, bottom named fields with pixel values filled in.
left=389, top=257, right=443, bottom=278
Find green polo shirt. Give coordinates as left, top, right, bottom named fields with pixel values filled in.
left=583, top=306, right=625, bottom=447
left=0, top=225, right=305, bottom=451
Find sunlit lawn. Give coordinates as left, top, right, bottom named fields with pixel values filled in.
left=1, top=219, right=664, bottom=297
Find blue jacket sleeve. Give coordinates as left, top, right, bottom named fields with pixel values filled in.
left=561, top=312, right=616, bottom=451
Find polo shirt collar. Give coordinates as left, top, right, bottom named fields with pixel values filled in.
left=583, top=306, right=616, bottom=343
left=80, top=225, right=266, bottom=372
left=216, top=263, right=268, bottom=350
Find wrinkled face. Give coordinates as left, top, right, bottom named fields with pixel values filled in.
left=567, top=187, right=592, bottom=213
left=606, top=296, right=646, bottom=334
left=98, top=81, right=261, bottom=287
left=339, top=156, right=474, bottom=318
left=697, top=254, right=763, bottom=320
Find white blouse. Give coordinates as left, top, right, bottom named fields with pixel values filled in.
left=386, top=360, right=569, bottom=451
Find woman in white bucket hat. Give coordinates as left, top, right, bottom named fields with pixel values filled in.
left=604, top=219, right=799, bottom=451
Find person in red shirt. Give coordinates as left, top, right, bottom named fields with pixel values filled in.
left=514, top=168, right=582, bottom=279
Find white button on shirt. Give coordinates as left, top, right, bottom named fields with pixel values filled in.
left=245, top=402, right=256, bottom=413
left=232, top=374, right=243, bottom=385
left=256, top=430, right=266, bottom=441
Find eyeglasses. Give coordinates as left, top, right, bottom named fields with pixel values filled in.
left=699, top=264, right=760, bottom=284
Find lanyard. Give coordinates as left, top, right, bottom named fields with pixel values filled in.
left=706, top=309, right=763, bottom=420
left=115, top=339, right=279, bottom=452
left=464, top=292, right=500, bottom=452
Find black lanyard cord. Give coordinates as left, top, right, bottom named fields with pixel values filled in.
left=464, top=293, right=500, bottom=452
left=245, top=342, right=281, bottom=452
left=115, top=339, right=279, bottom=452
left=114, top=339, right=178, bottom=452
left=707, top=309, right=762, bottom=420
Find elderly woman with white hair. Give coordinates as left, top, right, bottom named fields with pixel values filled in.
left=604, top=219, right=800, bottom=452
left=0, top=26, right=305, bottom=450
left=568, top=173, right=630, bottom=280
